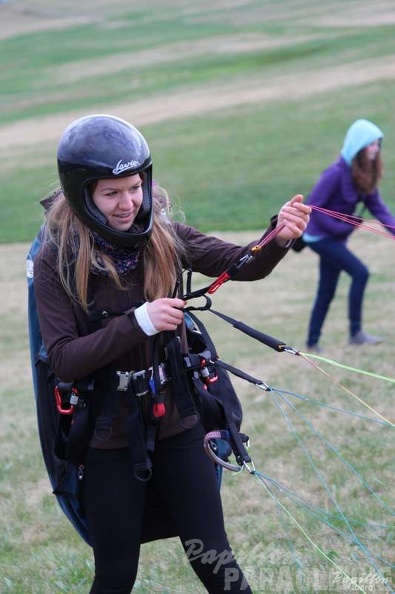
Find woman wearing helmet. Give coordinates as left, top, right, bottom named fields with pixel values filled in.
left=33, top=114, right=310, bottom=594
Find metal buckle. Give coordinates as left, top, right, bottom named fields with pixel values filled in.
left=117, top=363, right=170, bottom=398
left=157, top=362, right=169, bottom=385
left=117, top=371, right=131, bottom=392
left=132, top=369, right=149, bottom=397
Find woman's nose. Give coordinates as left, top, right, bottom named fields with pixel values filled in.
left=119, top=192, right=134, bottom=208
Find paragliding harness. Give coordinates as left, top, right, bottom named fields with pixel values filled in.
left=27, top=230, right=252, bottom=546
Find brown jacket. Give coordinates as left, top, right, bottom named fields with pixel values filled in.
left=33, top=220, right=289, bottom=446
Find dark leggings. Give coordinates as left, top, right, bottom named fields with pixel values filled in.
left=306, top=237, right=369, bottom=345
left=83, top=423, right=252, bottom=593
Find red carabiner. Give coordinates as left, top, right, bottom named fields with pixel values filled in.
left=54, top=385, right=76, bottom=415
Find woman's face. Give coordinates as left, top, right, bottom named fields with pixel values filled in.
left=92, top=174, right=143, bottom=231
left=365, top=139, right=381, bottom=161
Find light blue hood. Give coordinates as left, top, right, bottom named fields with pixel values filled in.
left=340, top=119, right=383, bottom=165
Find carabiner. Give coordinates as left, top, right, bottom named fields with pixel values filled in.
left=203, top=430, right=244, bottom=473
left=54, top=385, right=76, bottom=415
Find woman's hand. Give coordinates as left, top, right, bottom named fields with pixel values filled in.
left=275, top=194, right=311, bottom=245
left=146, top=298, right=186, bottom=332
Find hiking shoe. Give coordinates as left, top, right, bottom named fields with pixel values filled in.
left=305, top=343, right=324, bottom=353
left=349, top=331, right=383, bottom=345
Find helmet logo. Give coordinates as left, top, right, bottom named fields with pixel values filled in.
left=112, top=159, right=141, bottom=175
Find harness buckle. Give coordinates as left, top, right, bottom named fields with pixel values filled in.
left=117, top=364, right=170, bottom=399
left=157, top=362, right=169, bottom=385
left=132, top=370, right=150, bottom=397
left=117, top=371, right=131, bottom=392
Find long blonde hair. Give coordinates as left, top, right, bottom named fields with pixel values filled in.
left=42, top=186, right=185, bottom=311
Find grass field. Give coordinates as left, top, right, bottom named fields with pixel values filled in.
left=1, top=0, right=395, bottom=592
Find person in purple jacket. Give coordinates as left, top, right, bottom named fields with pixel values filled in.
left=304, top=118, right=395, bottom=351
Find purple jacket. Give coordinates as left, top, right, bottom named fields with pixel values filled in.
left=304, top=157, right=395, bottom=239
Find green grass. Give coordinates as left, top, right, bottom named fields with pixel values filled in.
left=1, top=0, right=395, bottom=241
left=2, top=233, right=395, bottom=593
left=2, top=78, right=395, bottom=242
left=151, top=82, right=395, bottom=231
left=3, top=25, right=394, bottom=116
left=1, top=0, right=395, bottom=591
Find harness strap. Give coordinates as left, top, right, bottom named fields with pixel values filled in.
left=150, top=334, right=167, bottom=419
left=67, top=403, right=92, bottom=464
left=95, top=366, right=155, bottom=480
left=58, top=363, right=154, bottom=479
left=64, top=377, right=95, bottom=464
left=123, top=401, right=153, bottom=481
left=226, top=420, right=252, bottom=466
left=84, top=306, right=153, bottom=477
left=164, top=334, right=199, bottom=423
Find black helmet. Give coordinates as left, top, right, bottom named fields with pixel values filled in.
left=57, top=114, right=153, bottom=247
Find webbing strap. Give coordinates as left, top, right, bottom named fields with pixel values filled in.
left=118, top=372, right=155, bottom=479
left=67, top=404, right=92, bottom=464
left=165, top=335, right=199, bottom=420
left=124, top=406, right=153, bottom=480
left=64, top=365, right=154, bottom=479
left=226, top=420, right=251, bottom=465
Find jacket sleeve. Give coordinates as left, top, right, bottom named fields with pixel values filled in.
left=306, top=167, right=356, bottom=238
left=364, top=190, right=395, bottom=235
left=33, top=250, right=147, bottom=382
left=175, top=217, right=290, bottom=282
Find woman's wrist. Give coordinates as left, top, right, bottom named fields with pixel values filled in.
left=134, top=302, right=159, bottom=336
left=275, top=237, right=293, bottom=248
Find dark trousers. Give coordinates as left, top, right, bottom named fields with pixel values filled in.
left=83, top=423, right=252, bottom=593
left=307, top=237, right=369, bottom=346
